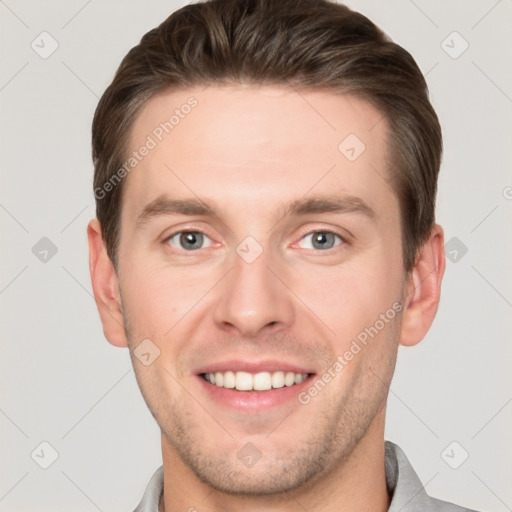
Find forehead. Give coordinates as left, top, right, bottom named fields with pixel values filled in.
left=123, top=85, right=396, bottom=224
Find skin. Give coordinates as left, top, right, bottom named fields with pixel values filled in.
left=88, top=85, right=445, bottom=512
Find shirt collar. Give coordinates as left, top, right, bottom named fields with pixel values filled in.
left=386, top=441, right=435, bottom=510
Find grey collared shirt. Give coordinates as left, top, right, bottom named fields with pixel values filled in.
left=132, top=441, right=480, bottom=511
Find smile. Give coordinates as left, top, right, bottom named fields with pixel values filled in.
left=201, top=371, right=310, bottom=391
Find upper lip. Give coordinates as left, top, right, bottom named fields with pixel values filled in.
left=195, top=359, right=315, bottom=375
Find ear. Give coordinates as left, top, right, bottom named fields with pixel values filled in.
left=399, top=224, right=446, bottom=347
left=87, top=218, right=128, bottom=347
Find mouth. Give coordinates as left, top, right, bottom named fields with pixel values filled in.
left=200, top=370, right=312, bottom=391
left=195, top=361, right=316, bottom=411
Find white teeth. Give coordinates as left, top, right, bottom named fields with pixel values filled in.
left=285, top=372, right=296, bottom=387
left=235, top=371, right=253, bottom=391
left=271, top=371, right=285, bottom=389
left=295, top=373, right=306, bottom=384
left=253, top=372, right=272, bottom=391
left=223, top=371, right=235, bottom=388
left=204, top=370, right=308, bottom=391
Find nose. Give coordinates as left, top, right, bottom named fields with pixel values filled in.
left=212, top=245, right=295, bottom=338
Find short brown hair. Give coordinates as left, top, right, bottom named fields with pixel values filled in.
left=92, top=0, right=442, bottom=272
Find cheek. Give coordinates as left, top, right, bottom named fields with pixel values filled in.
left=296, top=254, right=403, bottom=349
left=130, top=285, right=177, bottom=341
left=119, top=257, right=216, bottom=341
left=119, top=261, right=176, bottom=338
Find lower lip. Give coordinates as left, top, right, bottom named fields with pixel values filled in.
left=197, top=375, right=314, bottom=411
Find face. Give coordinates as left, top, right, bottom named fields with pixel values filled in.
left=117, top=85, right=407, bottom=494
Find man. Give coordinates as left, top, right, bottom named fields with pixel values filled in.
left=87, top=0, right=480, bottom=510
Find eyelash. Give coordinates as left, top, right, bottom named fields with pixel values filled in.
left=162, top=228, right=347, bottom=254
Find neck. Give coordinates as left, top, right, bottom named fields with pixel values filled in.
left=159, top=409, right=390, bottom=512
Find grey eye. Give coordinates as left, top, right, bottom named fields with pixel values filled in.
left=167, top=231, right=212, bottom=251
left=298, top=231, right=342, bottom=251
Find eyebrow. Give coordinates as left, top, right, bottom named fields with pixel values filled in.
left=135, top=193, right=376, bottom=228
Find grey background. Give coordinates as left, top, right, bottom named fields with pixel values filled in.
left=1, top=0, right=511, bottom=510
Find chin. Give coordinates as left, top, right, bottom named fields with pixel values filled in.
left=164, top=426, right=333, bottom=497
left=192, top=458, right=321, bottom=496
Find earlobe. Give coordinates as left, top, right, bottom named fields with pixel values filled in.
left=87, top=218, right=128, bottom=347
left=399, top=224, right=446, bottom=347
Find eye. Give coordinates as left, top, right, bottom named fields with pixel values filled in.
left=297, top=231, right=344, bottom=251
left=164, top=231, right=213, bottom=251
